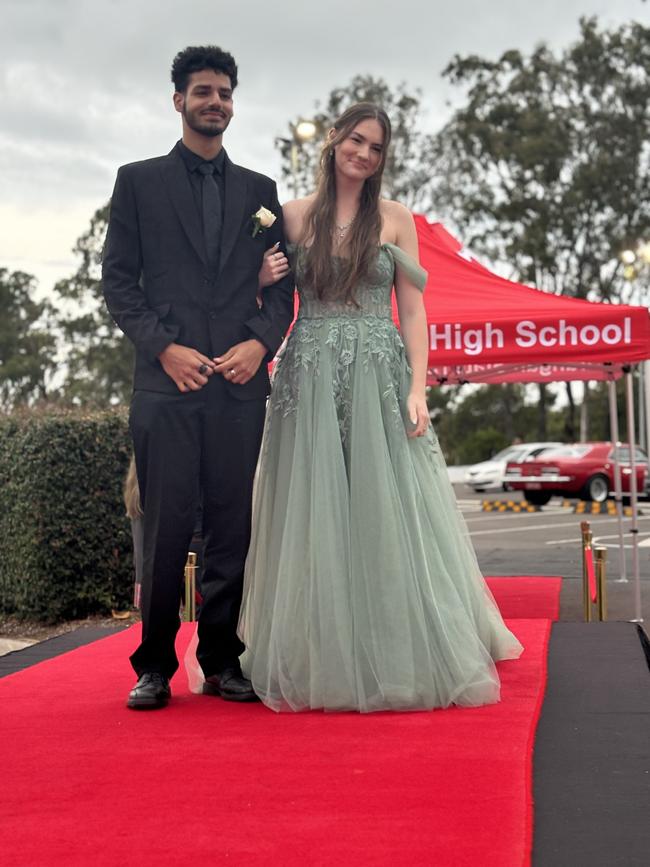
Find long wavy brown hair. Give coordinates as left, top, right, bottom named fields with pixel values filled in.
left=299, top=102, right=392, bottom=303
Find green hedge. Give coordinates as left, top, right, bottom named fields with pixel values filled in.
left=0, top=408, right=134, bottom=622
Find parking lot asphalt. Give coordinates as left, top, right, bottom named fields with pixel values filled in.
left=453, top=485, right=650, bottom=622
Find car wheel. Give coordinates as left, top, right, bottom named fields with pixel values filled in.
left=524, top=490, right=552, bottom=506
left=582, top=474, right=609, bottom=503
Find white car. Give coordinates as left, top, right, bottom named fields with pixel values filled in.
left=464, top=442, right=564, bottom=493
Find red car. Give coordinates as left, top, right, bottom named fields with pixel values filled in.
left=504, top=442, right=649, bottom=506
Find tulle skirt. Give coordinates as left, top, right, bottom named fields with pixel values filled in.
left=187, top=317, right=522, bottom=711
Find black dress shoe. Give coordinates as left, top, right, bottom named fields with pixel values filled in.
left=127, top=672, right=171, bottom=710
left=203, top=668, right=259, bottom=702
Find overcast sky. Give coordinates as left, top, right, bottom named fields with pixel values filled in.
left=2, top=0, right=647, bottom=294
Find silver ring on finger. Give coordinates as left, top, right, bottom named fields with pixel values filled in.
left=229, top=368, right=236, bottom=376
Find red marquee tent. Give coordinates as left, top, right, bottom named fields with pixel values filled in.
left=407, top=215, right=650, bottom=385
left=406, top=216, right=650, bottom=617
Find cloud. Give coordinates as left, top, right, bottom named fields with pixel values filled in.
left=1, top=0, right=646, bottom=288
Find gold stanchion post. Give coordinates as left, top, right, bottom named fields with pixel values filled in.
left=581, top=521, right=593, bottom=622
left=595, top=546, right=608, bottom=622
left=183, top=552, right=197, bottom=622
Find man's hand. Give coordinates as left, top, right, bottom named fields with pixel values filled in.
left=213, top=339, right=267, bottom=385
left=158, top=343, right=216, bottom=392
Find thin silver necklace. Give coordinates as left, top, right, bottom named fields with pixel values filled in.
left=335, top=216, right=356, bottom=240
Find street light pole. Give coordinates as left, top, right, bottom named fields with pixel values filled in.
left=620, top=240, right=650, bottom=456
left=276, top=118, right=318, bottom=199
left=620, top=241, right=650, bottom=619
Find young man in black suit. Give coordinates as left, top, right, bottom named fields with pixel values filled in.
left=103, top=46, right=294, bottom=709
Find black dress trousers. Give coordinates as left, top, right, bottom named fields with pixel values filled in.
left=129, top=373, right=266, bottom=679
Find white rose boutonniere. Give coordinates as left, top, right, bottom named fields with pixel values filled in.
left=251, top=205, right=277, bottom=238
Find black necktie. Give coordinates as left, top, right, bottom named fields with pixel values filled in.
left=198, top=162, right=222, bottom=267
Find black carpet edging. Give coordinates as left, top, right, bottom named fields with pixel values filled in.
left=0, top=625, right=128, bottom=678
left=533, top=621, right=650, bottom=867
left=636, top=624, right=650, bottom=672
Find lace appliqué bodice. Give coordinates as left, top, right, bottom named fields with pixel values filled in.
left=294, top=244, right=397, bottom=319
left=268, top=245, right=426, bottom=444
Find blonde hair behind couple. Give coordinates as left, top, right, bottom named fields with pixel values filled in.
left=124, top=456, right=143, bottom=520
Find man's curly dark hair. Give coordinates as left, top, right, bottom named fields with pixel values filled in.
left=171, top=46, right=238, bottom=93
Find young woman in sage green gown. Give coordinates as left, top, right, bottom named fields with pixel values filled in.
left=187, top=102, right=522, bottom=711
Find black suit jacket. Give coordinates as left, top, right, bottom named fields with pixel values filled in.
left=102, top=143, right=294, bottom=399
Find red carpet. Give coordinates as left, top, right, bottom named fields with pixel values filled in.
left=1, top=578, right=559, bottom=866
left=487, top=576, right=561, bottom=620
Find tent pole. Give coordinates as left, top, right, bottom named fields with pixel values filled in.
left=644, top=360, right=650, bottom=460
left=625, top=370, right=643, bottom=622
left=637, top=364, right=646, bottom=450
left=608, top=380, right=627, bottom=583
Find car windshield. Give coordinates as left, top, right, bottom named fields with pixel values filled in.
left=491, top=446, right=526, bottom=462
left=542, top=446, right=592, bottom=458
left=611, top=446, right=649, bottom=462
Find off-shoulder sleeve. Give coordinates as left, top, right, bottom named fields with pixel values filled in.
left=383, top=242, right=428, bottom=291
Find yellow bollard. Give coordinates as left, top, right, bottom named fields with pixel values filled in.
left=183, top=552, right=197, bottom=622
left=595, top=547, right=608, bottom=622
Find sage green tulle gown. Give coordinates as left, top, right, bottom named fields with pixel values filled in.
left=187, top=243, right=522, bottom=711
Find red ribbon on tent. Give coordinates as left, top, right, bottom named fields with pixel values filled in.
left=584, top=546, right=598, bottom=603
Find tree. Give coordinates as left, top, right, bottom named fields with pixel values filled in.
left=276, top=75, right=436, bottom=207
left=54, top=204, right=134, bottom=405
left=0, top=269, right=57, bottom=411
left=434, top=17, right=650, bottom=300
left=430, top=383, right=556, bottom=464
left=432, top=18, right=650, bottom=437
